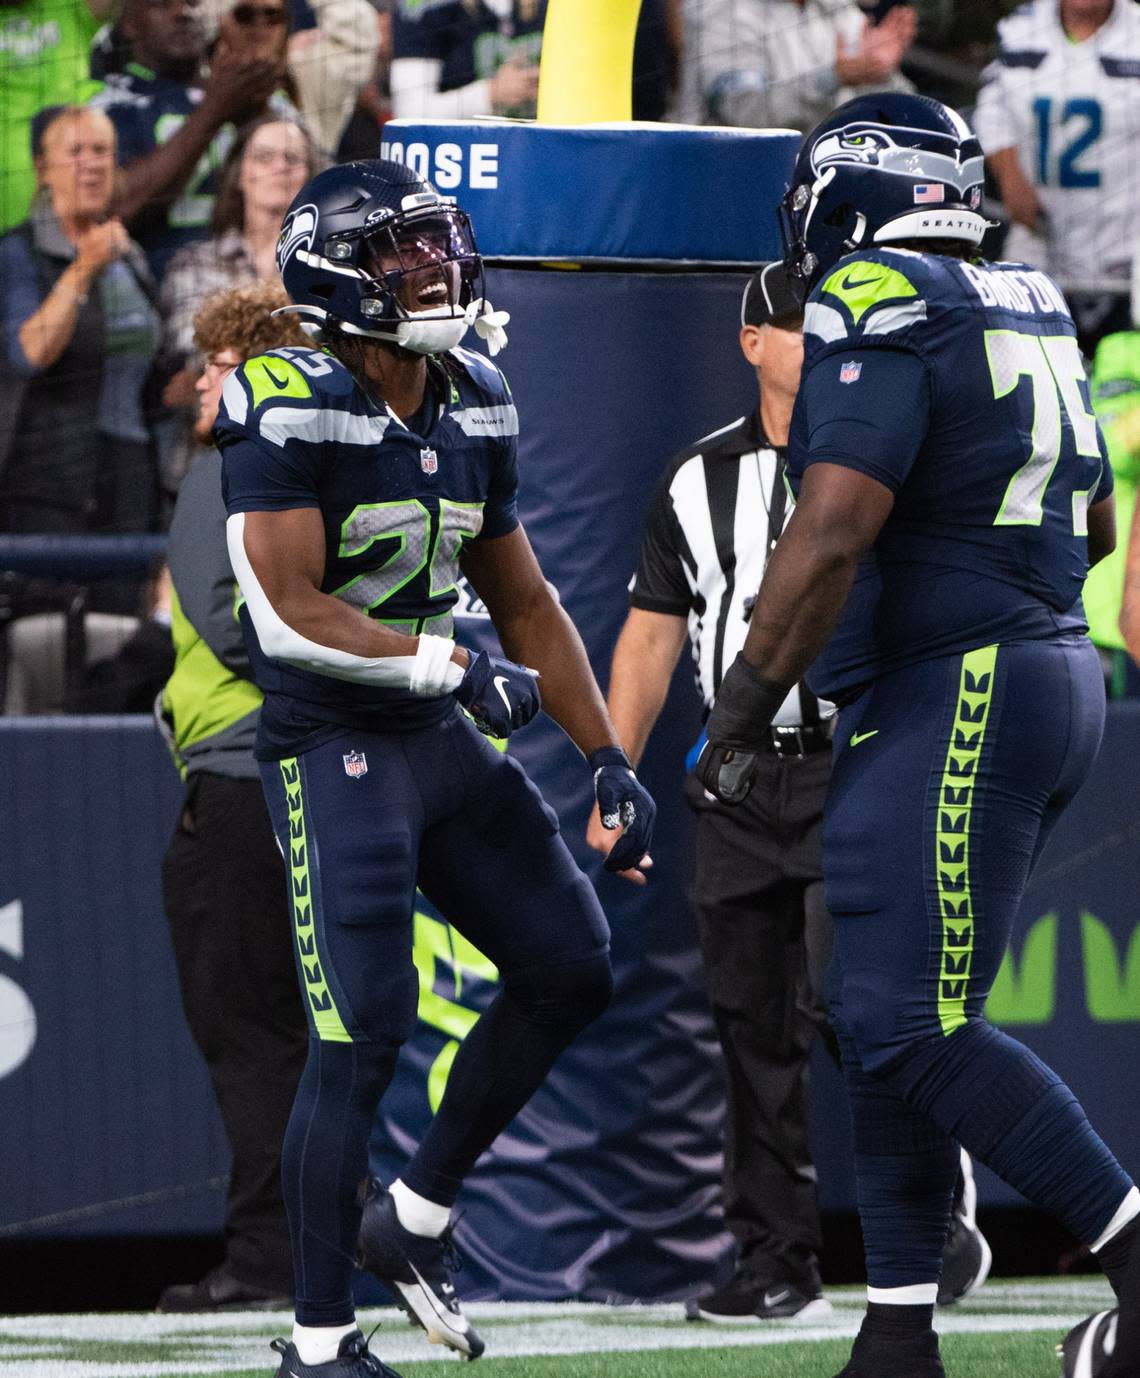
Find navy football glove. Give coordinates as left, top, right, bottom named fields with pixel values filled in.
left=589, top=746, right=657, bottom=873
left=455, top=650, right=541, bottom=738
left=695, top=654, right=789, bottom=805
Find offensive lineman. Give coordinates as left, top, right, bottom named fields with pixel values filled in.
left=215, top=160, right=656, bottom=1378
left=697, top=94, right=1139, bottom=1378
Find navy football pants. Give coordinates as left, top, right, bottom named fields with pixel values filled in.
left=260, top=707, right=611, bottom=1323
left=825, top=638, right=1133, bottom=1289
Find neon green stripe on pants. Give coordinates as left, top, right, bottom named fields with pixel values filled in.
left=936, top=645, right=998, bottom=1036
left=280, top=757, right=351, bottom=1042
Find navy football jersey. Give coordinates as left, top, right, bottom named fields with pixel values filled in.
left=91, top=67, right=235, bottom=278
left=90, top=71, right=293, bottom=278
left=218, top=344, right=519, bottom=756
left=788, top=247, right=1112, bottom=700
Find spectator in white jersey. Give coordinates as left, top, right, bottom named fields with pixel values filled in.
left=674, top=0, right=916, bottom=133
left=974, top=0, right=1140, bottom=354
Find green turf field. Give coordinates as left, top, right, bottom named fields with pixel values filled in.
left=0, top=1280, right=1111, bottom=1377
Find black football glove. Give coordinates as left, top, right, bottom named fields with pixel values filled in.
left=455, top=650, right=541, bottom=738
left=589, top=746, right=657, bottom=873
left=695, top=654, right=789, bottom=805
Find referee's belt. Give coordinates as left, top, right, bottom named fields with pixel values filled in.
left=764, top=723, right=833, bottom=759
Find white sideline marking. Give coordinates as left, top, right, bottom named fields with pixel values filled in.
left=0, top=1284, right=1116, bottom=1377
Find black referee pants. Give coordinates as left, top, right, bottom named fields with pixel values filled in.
left=686, top=747, right=833, bottom=1294
left=161, top=771, right=308, bottom=1294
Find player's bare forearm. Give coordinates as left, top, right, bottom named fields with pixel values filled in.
left=279, top=582, right=459, bottom=661
left=462, top=525, right=618, bottom=755
left=740, top=511, right=860, bottom=685
left=606, top=610, right=688, bottom=767
left=740, top=463, right=894, bottom=685
left=497, top=587, right=617, bottom=755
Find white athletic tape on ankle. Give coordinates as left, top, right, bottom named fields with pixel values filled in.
left=292, top=1321, right=358, bottom=1365
left=867, top=1283, right=939, bottom=1305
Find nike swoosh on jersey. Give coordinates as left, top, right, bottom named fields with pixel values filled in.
left=493, top=675, right=512, bottom=715
left=849, top=729, right=880, bottom=747
left=840, top=274, right=881, bottom=290
left=263, top=365, right=291, bottom=389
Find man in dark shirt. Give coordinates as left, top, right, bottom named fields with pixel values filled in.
left=91, top=0, right=286, bottom=277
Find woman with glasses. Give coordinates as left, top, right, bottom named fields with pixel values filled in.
left=160, top=114, right=316, bottom=368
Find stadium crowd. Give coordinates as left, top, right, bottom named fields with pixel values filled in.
left=0, top=0, right=1136, bottom=707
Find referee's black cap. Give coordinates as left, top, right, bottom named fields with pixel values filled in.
left=741, top=261, right=807, bottom=328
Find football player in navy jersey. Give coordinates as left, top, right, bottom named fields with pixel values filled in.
left=215, top=159, right=655, bottom=1378
left=697, top=94, right=1139, bottom=1378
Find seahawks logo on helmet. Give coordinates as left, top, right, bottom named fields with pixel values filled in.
left=811, top=126, right=894, bottom=172
left=810, top=122, right=983, bottom=196
left=276, top=203, right=319, bottom=273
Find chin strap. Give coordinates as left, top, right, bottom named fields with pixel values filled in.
left=466, top=298, right=510, bottom=357
left=272, top=297, right=511, bottom=357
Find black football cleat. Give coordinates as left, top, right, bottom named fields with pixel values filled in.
left=684, top=1272, right=833, bottom=1322
left=270, top=1330, right=402, bottom=1376
left=357, top=1179, right=485, bottom=1360
left=938, top=1150, right=993, bottom=1305
left=1057, top=1307, right=1140, bottom=1378
left=832, top=1320, right=945, bottom=1378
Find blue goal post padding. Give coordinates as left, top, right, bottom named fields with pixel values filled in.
left=379, top=120, right=799, bottom=265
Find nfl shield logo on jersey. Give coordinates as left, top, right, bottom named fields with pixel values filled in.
left=839, top=360, right=862, bottom=384
left=420, top=447, right=438, bottom=475
left=343, top=750, right=368, bottom=779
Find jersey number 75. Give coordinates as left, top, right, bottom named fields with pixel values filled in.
left=985, top=330, right=1102, bottom=533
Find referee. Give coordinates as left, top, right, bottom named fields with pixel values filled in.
left=587, top=262, right=990, bottom=1320
left=589, top=262, right=833, bottom=1320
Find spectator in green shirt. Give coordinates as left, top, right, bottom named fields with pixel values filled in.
left=1086, top=329, right=1140, bottom=696
left=0, top=0, right=112, bottom=231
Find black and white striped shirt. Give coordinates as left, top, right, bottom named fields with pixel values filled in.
left=630, top=407, right=831, bottom=727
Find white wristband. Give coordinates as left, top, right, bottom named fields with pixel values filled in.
left=410, top=633, right=464, bottom=697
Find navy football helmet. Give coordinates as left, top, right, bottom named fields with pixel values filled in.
left=780, top=93, right=987, bottom=288
left=275, top=159, right=508, bottom=355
